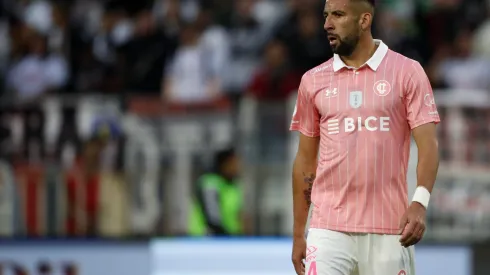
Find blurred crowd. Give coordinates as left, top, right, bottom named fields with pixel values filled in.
left=1, top=0, right=490, bottom=104
left=0, top=0, right=490, bottom=239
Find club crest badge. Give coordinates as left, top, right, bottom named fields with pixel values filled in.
left=373, top=80, right=391, bottom=96
left=349, top=91, right=362, bottom=109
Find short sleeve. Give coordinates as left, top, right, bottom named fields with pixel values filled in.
left=289, top=77, right=320, bottom=137
left=404, top=61, right=441, bottom=129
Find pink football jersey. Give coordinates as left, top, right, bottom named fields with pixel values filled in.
left=290, top=40, right=440, bottom=234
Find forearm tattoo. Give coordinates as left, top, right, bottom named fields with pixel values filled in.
left=302, top=172, right=315, bottom=210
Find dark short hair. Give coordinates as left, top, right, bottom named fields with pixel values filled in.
left=353, top=0, right=375, bottom=7
left=214, top=147, right=236, bottom=171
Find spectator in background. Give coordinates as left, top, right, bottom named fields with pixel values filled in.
left=120, top=10, right=176, bottom=93
left=65, top=118, right=128, bottom=237
left=162, top=22, right=221, bottom=104
left=472, top=1, right=490, bottom=58
left=68, top=0, right=105, bottom=92
left=248, top=39, right=300, bottom=101
left=252, top=0, right=286, bottom=32
left=90, top=3, right=130, bottom=92
left=273, top=0, right=321, bottom=45
left=188, top=147, right=247, bottom=236
left=247, top=39, right=300, bottom=161
left=433, top=27, right=490, bottom=90
left=153, top=0, right=183, bottom=38
left=196, top=6, right=230, bottom=93
left=222, top=0, right=269, bottom=98
left=6, top=30, right=68, bottom=103
left=154, top=0, right=200, bottom=25
left=21, top=0, right=69, bottom=54
left=276, top=7, right=331, bottom=73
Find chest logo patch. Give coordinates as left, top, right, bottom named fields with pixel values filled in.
left=374, top=80, right=392, bottom=96
left=349, top=91, right=363, bottom=109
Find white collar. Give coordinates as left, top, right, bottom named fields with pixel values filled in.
left=332, top=39, right=389, bottom=72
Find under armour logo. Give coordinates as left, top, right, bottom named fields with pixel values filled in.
left=325, top=88, right=338, bottom=98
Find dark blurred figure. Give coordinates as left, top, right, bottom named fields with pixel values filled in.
left=247, top=40, right=299, bottom=162
left=431, top=26, right=490, bottom=90
left=248, top=39, right=300, bottom=101
left=188, top=147, right=247, bottom=236
left=120, top=10, right=177, bottom=93
left=279, top=7, right=331, bottom=73
left=222, top=0, right=267, bottom=97
left=274, top=0, right=327, bottom=72
left=416, top=0, right=461, bottom=63
left=70, top=2, right=128, bottom=93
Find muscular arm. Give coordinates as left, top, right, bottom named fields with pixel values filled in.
left=412, top=123, right=439, bottom=193
left=292, top=134, right=320, bottom=238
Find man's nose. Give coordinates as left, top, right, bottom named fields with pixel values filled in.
left=324, top=18, right=334, bottom=31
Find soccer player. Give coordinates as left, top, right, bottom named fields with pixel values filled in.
left=290, top=0, right=440, bottom=275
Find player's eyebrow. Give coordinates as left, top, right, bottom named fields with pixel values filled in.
left=323, top=9, right=346, bottom=18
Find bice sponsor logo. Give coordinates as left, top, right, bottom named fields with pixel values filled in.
left=327, top=116, right=390, bottom=134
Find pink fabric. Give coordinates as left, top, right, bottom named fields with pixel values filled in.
left=290, top=41, right=440, bottom=234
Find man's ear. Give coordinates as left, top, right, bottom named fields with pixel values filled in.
left=359, top=12, right=372, bottom=31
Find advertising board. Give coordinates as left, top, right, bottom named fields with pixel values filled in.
left=0, top=240, right=149, bottom=275
left=151, top=238, right=472, bottom=275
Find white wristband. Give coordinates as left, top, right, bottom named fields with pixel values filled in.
left=412, top=186, right=431, bottom=209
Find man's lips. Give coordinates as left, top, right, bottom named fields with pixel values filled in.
left=328, top=34, right=338, bottom=45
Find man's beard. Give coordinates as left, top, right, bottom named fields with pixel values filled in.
left=330, top=34, right=360, bottom=56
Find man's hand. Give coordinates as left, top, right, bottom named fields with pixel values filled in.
left=292, top=236, right=306, bottom=275
left=399, top=202, right=427, bottom=247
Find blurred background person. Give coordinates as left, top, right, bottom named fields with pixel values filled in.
left=188, top=147, right=247, bottom=236
left=6, top=31, right=68, bottom=104
left=162, top=21, right=222, bottom=104
left=222, top=0, right=272, bottom=104
left=64, top=117, right=127, bottom=237
left=274, top=3, right=331, bottom=73
left=247, top=39, right=300, bottom=161
left=120, top=10, right=175, bottom=93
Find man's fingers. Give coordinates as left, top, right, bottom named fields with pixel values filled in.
left=405, top=229, right=422, bottom=247
left=410, top=226, right=425, bottom=246
left=293, top=259, right=305, bottom=275
left=292, top=255, right=305, bottom=275
left=400, top=221, right=416, bottom=243
left=401, top=221, right=425, bottom=247
left=398, top=214, right=408, bottom=234
left=403, top=227, right=419, bottom=247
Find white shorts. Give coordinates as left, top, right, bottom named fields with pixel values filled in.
left=305, top=229, right=415, bottom=275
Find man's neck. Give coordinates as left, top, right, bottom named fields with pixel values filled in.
left=340, top=36, right=378, bottom=69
